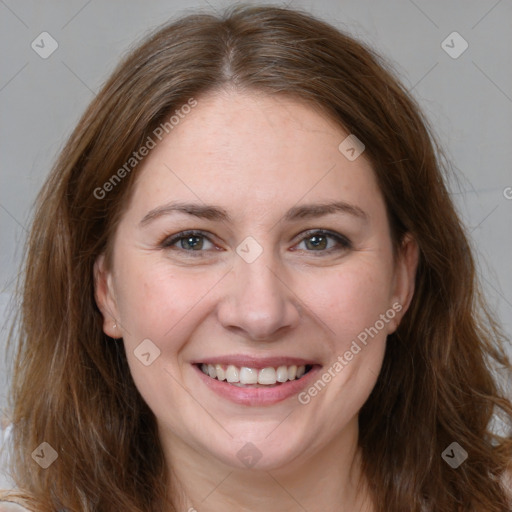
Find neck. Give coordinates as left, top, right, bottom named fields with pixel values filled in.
left=162, top=418, right=374, bottom=512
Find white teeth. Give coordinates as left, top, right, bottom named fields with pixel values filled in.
left=276, top=366, right=288, bottom=383
left=200, top=363, right=312, bottom=385
left=225, top=365, right=239, bottom=383
left=239, top=367, right=258, bottom=385
left=258, top=367, right=277, bottom=385
left=215, top=364, right=226, bottom=381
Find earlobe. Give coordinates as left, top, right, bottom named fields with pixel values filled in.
left=388, top=234, right=419, bottom=333
left=93, top=254, right=120, bottom=338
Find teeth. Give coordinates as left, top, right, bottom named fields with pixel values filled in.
left=276, top=366, right=288, bottom=383
left=215, top=364, right=226, bottom=381
left=258, top=367, right=277, bottom=385
left=199, top=363, right=311, bottom=385
left=239, top=367, right=258, bottom=384
left=225, top=365, right=239, bottom=383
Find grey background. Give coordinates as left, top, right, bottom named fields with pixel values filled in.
left=1, top=0, right=511, bottom=419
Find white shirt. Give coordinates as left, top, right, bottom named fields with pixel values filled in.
left=0, top=424, right=29, bottom=511
left=0, top=502, right=31, bottom=511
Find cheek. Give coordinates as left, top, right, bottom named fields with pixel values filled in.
left=113, top=256, right=222, bottom=350
left=296, top=261, right=392, bottom=422
left=114, top=259, right=209, bottom=417
left=304, top=258, right=394, bottom=340
left=114, top=258, right=180, bottom=330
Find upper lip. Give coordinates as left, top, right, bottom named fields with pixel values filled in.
left=192, top=355, right=319, bottom=369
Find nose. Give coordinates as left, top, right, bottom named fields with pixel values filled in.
left=216, top=251, right=301, bottom=341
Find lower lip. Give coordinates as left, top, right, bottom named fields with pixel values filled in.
left=193, top=364, right=322, bottom=406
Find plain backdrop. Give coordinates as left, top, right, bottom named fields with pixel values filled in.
left=1, top=0, right=511, bottom=417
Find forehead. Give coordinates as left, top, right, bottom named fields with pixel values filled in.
left=124, top=90, right=384, bottom=224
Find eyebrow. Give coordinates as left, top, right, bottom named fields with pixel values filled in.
left=139, top=200, right=368, bottom=227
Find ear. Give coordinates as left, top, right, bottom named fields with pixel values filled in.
left=93, top=254, right=120, bottom=338
left=388, top=233, right=419, bottom=333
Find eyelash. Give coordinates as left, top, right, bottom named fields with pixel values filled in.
left=160, top=229, right=352, bottom=257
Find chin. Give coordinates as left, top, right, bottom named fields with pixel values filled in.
left=200, top=431, right=310, bottom=472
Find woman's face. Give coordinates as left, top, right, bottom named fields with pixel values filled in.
left=95, top=90, right=417, bottom=471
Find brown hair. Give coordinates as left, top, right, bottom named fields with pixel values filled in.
left=3, top=4, right=512, bottom=511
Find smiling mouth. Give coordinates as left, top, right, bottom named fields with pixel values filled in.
left=197, top=363, right=313, bottom=387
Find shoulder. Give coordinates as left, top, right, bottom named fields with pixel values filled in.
left=0, top=502, right=31, bottom=512
left=0, top=425, right=32, bottom=512
left=0, top=490, right=31, bottom=512
left=502, top=467, right=512, bottom=505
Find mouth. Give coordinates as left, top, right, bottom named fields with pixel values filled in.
left=192, top=357, right=321, bottom=406
left=196, top=363, right=313, bottom=387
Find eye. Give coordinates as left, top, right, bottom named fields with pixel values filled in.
left=294, top=229, right=351, bottom=254
left=160, top=229, right=352, bottom=257
left=161, top=230, right=217, bottom=254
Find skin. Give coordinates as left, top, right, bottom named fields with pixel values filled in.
left=94, top=89, right=418, bottom=512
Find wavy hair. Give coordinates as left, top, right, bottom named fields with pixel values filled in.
left=3, top=5, right=512, bottom=511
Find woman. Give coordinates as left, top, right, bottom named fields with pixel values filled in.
left=2, top=5, right=511, bottom=511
